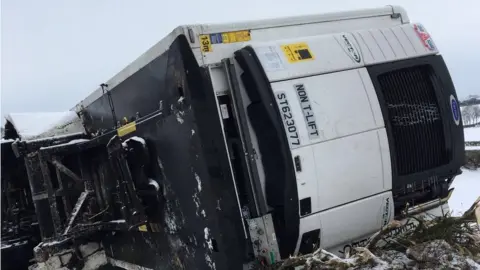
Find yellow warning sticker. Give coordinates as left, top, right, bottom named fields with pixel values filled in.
left=219, top=30, right=251, bottom=44
left=138, top=224, right=147, bottom=232
left=200, top=30, right=251, bottom=53
left=199, top=35, right=212, bottom=53
left=117, top=121, right=136, bottom=137
left=280, top=42, right=315, bottom=63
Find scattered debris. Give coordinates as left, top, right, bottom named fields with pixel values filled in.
left=260, top=198, right=480, bottom=269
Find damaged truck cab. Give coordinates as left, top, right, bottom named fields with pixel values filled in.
left=1, top=5, right=465, bottom=270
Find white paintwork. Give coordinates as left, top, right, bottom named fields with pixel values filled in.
left=353, top=24, right=438, bottom=65
left=270, top=69, right=384, bottom=146
left=269, top=68, right=391, bottom=214
left=235, top=20, right=444, bottom=257
left=237, top=25, right=440, bottom=254
left=200, top=16, right=402, bottom=65
left=265, top=33, right=363, bottom=87
left=312, top=129, right=391, bottom=211
left=249, top=24, right=438, bottom=83
left=196, top=6, right=408, bottom=65
left=196, top=6, right=405, bottom=37
left=209, top=66, right=230, bottom=95
left=295, top=191, right=394, bottom=254
left=75, top=5, right=408, bottom=110
left=291, top=147, right=319, bottom=213
left=270, top=61, right=395, bottom=256
left=328, top=201, right=450, bottom=257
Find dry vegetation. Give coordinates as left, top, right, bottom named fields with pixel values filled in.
left=257, top=198, right=480, bottom=270
left=465, top=150, right=480, bottom=170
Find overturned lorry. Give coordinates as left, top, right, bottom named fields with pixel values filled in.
left=1, top=5, right=466, bottom=270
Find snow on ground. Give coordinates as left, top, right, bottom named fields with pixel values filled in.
left=5, top=111, right=85, bottom=140
left=448, top=168, right=480, bottom=216
left=454, top=127, right=480, bottom=216
left=464, top=126, right=480, bottom=142
left=466, top=145, right=480, bottom=151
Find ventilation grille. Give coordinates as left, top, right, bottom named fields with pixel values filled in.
left=378, top=65, right=448, bottom=176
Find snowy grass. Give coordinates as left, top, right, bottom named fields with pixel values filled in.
left=456, top=126, right=480, bottom=217
left=449, top=169, right=480, bottom=217
left=464, top=126, right=480, bottom=143
left=466, top=145, right=480, bottom=151
left=262, top=200, right=480, bottom=269
left=5, top=111, right=85, bottom=140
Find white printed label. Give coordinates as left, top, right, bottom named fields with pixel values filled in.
left=275, top=91, right=301, bottom=148
left=294, top=84, right=319, bottom=140
left=339, top=34, right=361, bottom=63
left=220, top=104, right=230, bottom=119
left=256, top=46, right=285, bottom=72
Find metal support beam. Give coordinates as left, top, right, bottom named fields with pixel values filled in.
left=38, top=153, right=62, bottom=235
left=51, top=158, right=83, bottom=183
left=24, top=153, right=55, bottom=240
left=63, top=191, right=90, bottom=235
left=56, top=167, right=72, bottom=216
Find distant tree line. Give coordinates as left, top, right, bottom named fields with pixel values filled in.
left=460, top=95, right=480, bottom=126
left=461, top=105, right=480, bottom=126
left=460, top=95, right=480, bottom=106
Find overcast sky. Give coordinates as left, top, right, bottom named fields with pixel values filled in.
left=1, top=0, right=479, bottom=123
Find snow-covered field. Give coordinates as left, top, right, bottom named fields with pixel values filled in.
left=464, top=126, right=480, bottom=143
left=466, top=145, right=480, bottom=151
left=447, top=126, right=480, bottom=216
left=448, top=169, right=480, bottom=216
left=5, top=111, right=85, bottom=140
